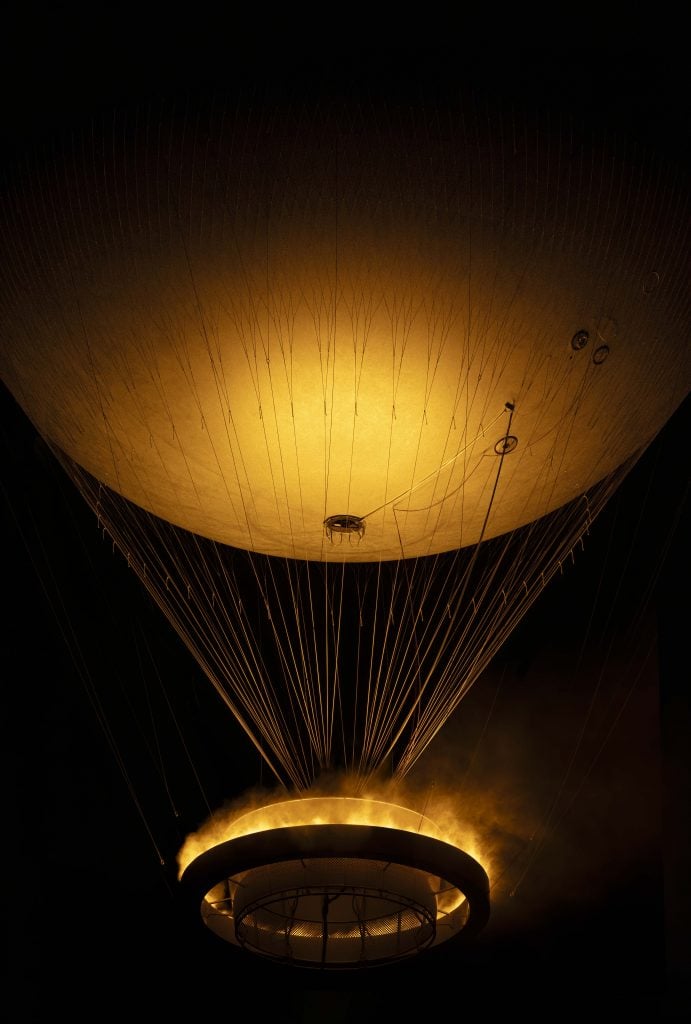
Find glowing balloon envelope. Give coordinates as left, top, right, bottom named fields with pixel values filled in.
left=1, top=104, right=687, bottom=562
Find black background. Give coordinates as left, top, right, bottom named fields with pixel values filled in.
left=1, top=10, right=689, bottom=1020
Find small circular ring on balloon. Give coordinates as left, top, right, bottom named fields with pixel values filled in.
left=643, top=271, right=660, bottom=295
left=494, top=435, right=519, bottom=456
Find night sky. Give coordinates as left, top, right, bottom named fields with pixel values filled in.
left=1, top=13, right=689, bottom=1021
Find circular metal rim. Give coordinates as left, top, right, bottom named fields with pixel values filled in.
left=180, top=823, right=490, bottom=967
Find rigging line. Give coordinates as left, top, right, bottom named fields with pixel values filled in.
left=395, top=460, right=638, bottom=770
left=284, top=556, right=329, bottom=766
left=206, top=548, right=282, bottom=697
left=394, top=499, right=596, bottom=774
left=390, top=559, right=429, bottom=742
left=421, top=597, right=506, bottom=716
left=361, top=556, right=413, bottom=773
left=434, top=526, right=553, bottom=683
left=405, top=491, right=601, bottom=741
left=400, top=609, right=521, bottom=770
left=354, top=561, right=386, bottom=761
left=429, top=448, right=593, bottom=671
left=331, top=558, right=349, bottom=770
left=316, top=562, right=340, bottom=768
left=183, top=607, right=291, bottom=761
left=375, top=581, right=482, bottom=768
left=361, top=407, right=507, bottom=522
left=276, top=565, right=323, bottom=778
left=138, top=571, right=301, bottom=785
left=235, top=554, right=314, bottom=737
left=258, top=558, right=320, bottom=749
left=137, top=529, right=285, bottom=743
left=297, top=557, right=324, bottom=778
left=392, top=443, right=497, bottom=523
left=399, top=593, right=505, bottom=746
left=365, top=555, right=456, bottom=761
left=396, top=630, right=516, bottom=778
left=404, top=635, right=503, bottom=754
left=376, top=408, right=517, bottom=768
left=320, top=560, right=335, bottom=769
left=359, top=559, right=388, bottom=776
left=245, top=556, right=323, bottom=772
left=364, top=557, right=415, bottom=752
left=365, top=556, right=466, bottom=764
left=351, top=573, right=364, bottom=769
left=75, top=476, right=300, bottom=787
left=364, top=584, right=427, bottom=766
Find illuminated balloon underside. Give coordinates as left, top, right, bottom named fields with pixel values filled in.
left=61, top=449, right=632, bottom=785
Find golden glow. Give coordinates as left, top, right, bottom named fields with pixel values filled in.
left=178, top=788, right=490, bottom=883
left=435, top=884, right=465, bottom=917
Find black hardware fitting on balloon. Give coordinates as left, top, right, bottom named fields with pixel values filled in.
left=571, top=329, right=589, bottom=351
left=324, top=514, right=366, bottom=542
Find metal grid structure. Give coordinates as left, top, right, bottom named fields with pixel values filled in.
left=182, top=823, right=489, bottom=968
